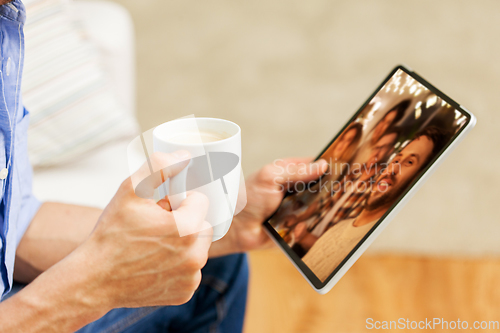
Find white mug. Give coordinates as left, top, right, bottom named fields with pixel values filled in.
left=153, top=117, right=241, bottom=241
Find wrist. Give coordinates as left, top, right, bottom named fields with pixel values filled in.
left=40, top=244, right=111, bottom=325
left=0, top=245, right=109, bottom=332
left=63, top=241, right=114, bottom=314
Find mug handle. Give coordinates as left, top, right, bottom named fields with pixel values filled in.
left=168, top=160, right=192, bottom=210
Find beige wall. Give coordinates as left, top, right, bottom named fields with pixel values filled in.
left=108, top=0, right=500, bottom=255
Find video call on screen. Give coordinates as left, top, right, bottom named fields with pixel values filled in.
left=270, top=69, right=468, bottom=282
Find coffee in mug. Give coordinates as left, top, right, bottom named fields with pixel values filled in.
left=166, top=130, right=231, bottom=144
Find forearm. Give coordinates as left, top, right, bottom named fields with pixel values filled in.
left=1, top=247, right=108, bottom=332
left=15, top=202, right=102, bottom=283
left=17, top=201, right=232, bottom=272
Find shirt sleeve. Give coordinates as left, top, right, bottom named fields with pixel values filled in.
left=13, top=106, right=42, bottom=247
left=15, top=192, right=41, bottom=246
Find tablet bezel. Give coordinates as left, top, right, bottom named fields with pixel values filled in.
left=262, top=64, right=476, bottom=292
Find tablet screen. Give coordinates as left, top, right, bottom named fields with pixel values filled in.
left=267, top=67, right=470, bottom=283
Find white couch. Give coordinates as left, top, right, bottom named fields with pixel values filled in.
left=32, top=0, right=135, bottom=209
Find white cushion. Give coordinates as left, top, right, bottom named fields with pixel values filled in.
left=33, top=140, right=130, bottom=208
left=72, top=0, right=136, bottom=117
left=23, top=0, right=139, bottom=168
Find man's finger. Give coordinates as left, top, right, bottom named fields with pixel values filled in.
left=132, top=151, right=191, bottom=199
left=274, top=158, right=328, bottom=184
left=157, top=197, right=172, bottom=211
left=172, top=191, right=211, bottom=237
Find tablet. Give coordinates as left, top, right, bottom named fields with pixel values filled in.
left=263, top=65, right=476, bottom=294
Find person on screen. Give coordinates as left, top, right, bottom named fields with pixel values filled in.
left=323, top=122, right=363, bottom=164
left=353, top=99, right=410, bottom=165
left=302, top=126, right=449, bottom=282
left=319, top=122, right=364, bottom=196
left=276, top=199, right=323, bottom=243
left=291, top=129, right=400, bottom=256
left=370, top=100, right=409, bottom=145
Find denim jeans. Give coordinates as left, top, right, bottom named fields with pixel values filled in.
left=5, top=254, right=248, bottom=333
left=79, top=253, right=248, bottom=333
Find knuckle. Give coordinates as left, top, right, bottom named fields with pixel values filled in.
left=196, top=251, right=209, bottom=268
left=186, top=255, right=203, bottom=271
left=184, top=291, right=196, bottom=303
left=149, top=152, right=172, bottom=170
left=174, top=291, right=195, bottom=306
left=258, top=164, right=278, bottom=183
left=189, top=271, right=202, bottom=291
left=186, top=247, right=209, bottom=270
left=170, top=299, right=183, bottom=306
left=175, top=271, right=201, bottom=305
left=149, top=151, right=165, bottom=163
left=260, top=164, right=275, bottom=177
left=189, top=191, right=209, bottom=206
left=119, top=178, right=134, bottom=194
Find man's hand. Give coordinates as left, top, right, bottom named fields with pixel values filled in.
left=209, top=158, right=327, bottom=257
left=78, top=152, right=213, bottom=309
left=1, top=152, right=214, bottom=332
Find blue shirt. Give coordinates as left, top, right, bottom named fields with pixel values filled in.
left=0, top=0, right=41, bottom=299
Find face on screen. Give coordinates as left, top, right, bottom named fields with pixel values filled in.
left=269, top=69, right=469, bottom=282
